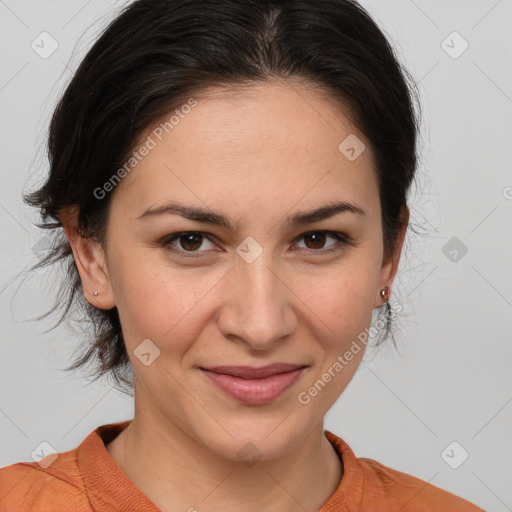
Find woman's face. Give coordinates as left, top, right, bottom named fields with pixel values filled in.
left=80, top=80, right=405, bottom=460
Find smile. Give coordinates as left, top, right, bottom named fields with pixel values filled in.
left=199, top=366, right=307, bottom=405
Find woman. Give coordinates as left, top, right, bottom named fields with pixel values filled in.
left=0, top=0, right=485, bottom=510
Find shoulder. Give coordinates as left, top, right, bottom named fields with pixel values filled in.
left=359, top=457, right=485, bottom=512
left=324, top=430, right=485, bottom=512
left=0, top=452, right=92, bottom=512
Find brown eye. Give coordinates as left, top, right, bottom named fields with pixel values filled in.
left=163, top=232, right=216, bottom=256
left=177, top=233, right=204, bottom=251
left=303, top=232, right=328, bottom=250
left=296, top=231, right=347, bottom=253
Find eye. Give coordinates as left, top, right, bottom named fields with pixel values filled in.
left=161, top=230, right=349, bottom=258
left=162, top=232, right=216, bottom=257
left=294, top=231, right=348, bottom=254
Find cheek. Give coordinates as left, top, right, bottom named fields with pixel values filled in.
left=294, top=270, right=374, bottom=406
left=293, top=259, right=378, bottom=336
left=109, top=252, right=220, bottom=352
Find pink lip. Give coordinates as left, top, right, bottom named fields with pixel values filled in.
left=200, top=364, right=307, bottom=405
left=203, top=363, right=305, bottom=379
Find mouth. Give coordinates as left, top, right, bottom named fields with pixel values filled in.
left=199, top=363, right=308, bottom=405
left=202, top=363, right=306, bottom=379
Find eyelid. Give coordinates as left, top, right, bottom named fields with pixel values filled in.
left=161, top=230, right=350, bottom=257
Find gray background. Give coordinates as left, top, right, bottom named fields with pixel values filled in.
left=1, top=1, right=511, bottom=510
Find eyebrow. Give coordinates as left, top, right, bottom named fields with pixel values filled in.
left=137, top=200, right=367, bottom=230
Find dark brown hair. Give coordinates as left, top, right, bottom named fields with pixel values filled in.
left=22, top=0, right=422, bottom=394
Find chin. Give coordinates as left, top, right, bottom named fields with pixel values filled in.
left=192, top=415, right=316, bottom=464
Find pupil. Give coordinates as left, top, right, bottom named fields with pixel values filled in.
left=307, top=233, right=325, bottom=249
left=182, top=234, right=202, bottom=251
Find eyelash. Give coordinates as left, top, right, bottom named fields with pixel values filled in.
left=160, top=230, right=349, bottom=259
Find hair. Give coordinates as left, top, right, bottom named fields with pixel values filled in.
left=22, top=0, right=422, bottom=395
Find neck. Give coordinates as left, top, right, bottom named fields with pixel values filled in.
left=106, top=406, right=343, bottom=512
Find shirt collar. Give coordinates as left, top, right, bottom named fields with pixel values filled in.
left=78, top=420, right=160, bottom=512
left=78, top=421, right=365, bottom=511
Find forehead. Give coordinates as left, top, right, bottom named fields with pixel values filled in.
left=111, top=79, right=379, bottom=224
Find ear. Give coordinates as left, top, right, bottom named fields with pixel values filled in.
left=374, top=205, right=409, bottom=308
left=59, top=206, right=116, bottom=310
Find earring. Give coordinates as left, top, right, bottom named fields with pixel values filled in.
left=380, top=286, right=389, bottom=302
left=93, top=291, right=99, bottom=296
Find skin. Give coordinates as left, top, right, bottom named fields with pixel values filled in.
left=60, top=78, right=408, bottom=512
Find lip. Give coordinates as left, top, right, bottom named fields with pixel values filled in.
left=200, top=364, right=307, bottom=405
left=203, top=363, right=306, bottom=379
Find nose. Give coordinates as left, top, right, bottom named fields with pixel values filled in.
left=216, top=253, right=297, bottom=351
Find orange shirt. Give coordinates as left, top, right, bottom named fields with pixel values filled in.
left=0, top=420, right=484, bottom=511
